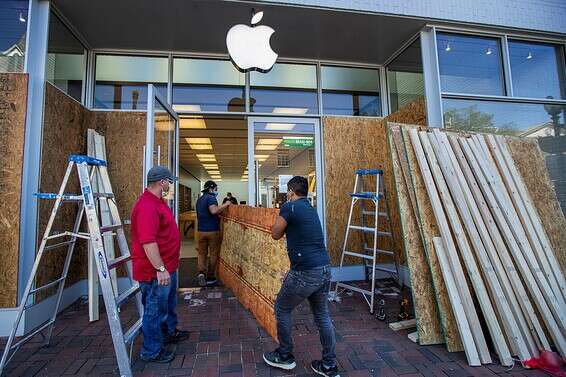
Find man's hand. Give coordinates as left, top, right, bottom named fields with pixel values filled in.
left=157, top=270, right=171, bottom=285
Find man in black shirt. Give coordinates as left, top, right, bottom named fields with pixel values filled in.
left=263, top=176, right=339, bottom=377
left=222, top=192, right=238, bottom=205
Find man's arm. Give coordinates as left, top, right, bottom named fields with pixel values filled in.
left=142, top=242, right=170, bottom=285
left=209, top=201, right=230, bottom=215
left=271, top=216, right=287, bottom=240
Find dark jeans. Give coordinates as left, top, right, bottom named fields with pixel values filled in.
left=139, top=271, right=178, bottom=358
left=275, top=265, right=336, bottom=367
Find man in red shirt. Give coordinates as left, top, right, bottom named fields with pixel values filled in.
left=131, top=166, right=188, bottom=363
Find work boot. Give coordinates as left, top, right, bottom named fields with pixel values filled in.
left=311, top=360, right=341, bottom=377
left=141, top=349, right=175, bottom=363
left=263, top=349, right=296, bottom=370
left=165, top=329, right=190, bottom=344
left=197, top=273, right=206, bottom=287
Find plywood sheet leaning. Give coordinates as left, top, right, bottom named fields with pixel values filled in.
left=323, top=116, right=404, bottom=267
left=0, top=73, right=27, bottom=308
left=387, top=124, right=443, bottom=346
left=384, top=97, right=427, bottom=127
left=505, top=137, right=566, bottom=278
left=400, top=127, right=463, bottom=352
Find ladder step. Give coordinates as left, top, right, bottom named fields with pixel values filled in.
left=336, top=282, right=372, bottom=296
left=30, top=277, right=65, bottom=294
left=34, top=193, right=83, bottom=201
left=69, top=154, right=107, bottom=166
left=124, top=318, right=143, bottom=345
left=364, top=247, right=394, bottom=256
left=100, top=224, right=122, bottom=233
left=94, top=193, right=115, bottom=199
left=356, top=169, right=383, bottom=175
left=349, top=226, right=392, bottom=237
left=362, top=210, right=388, bottom=217
left=369, top=265, right=398, bottom=275
left=344, top=251, right=375, bottom=260
left=350, top=193, right=382, bottom=200
left=107, top=254, right=131, bottom=270
left=116, top=284, right=140, bottom=307
left=11, top=319, right=55, bottom=350
left=44, top=240, right=76, bottom=251
left=46, top=231, right=90, bottom=241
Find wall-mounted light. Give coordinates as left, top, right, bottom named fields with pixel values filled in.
left=526, top=51, right=533, bottom=60
left=486, top=47, right=492, bottom=55
left=445, top=42, right=451, bottom=52
left=19, top=12, right=25, bottom=22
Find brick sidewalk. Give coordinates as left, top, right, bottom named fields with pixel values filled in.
left=2, top=287, right=551, bottom=377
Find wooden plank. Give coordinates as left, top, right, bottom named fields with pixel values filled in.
left=389, top=318, right=417, bottom=331
left=408, top=128, right=481, bottom=365
left=408, top=331, right=419, bottom=343
left=415, top=130, right=491, bottom=364
left=461, top=138, right=566, bottom=358
left=471, top=136, right=566, bottom=332
left=401, top=128, right=463, bottom=352
left=431, top=237, right=481, bottom=366
left=494, top=135, right=566, bottom=304
left=431, top=130, right=526, bottom=363
left=388, top=126, right=443, bottom=345
left=447, top=133, right=544, bottom=358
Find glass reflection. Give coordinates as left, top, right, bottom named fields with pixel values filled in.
left=387, top=39, right=424, bottom=113
left=0, top=0, right=27, bottom=73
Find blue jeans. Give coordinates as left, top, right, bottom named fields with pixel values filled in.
left=139, top=271, right=178, bottom=359
left=275, top=265, right=336, bottom=367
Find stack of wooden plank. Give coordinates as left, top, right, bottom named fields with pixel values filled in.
left=388, top=124, right=566, bottom=367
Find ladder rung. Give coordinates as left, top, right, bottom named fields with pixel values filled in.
left=124, top=318, right=143, bottom=345
left=349, top=225, right=374, bottom=232
left=107, top=254, right=131, bottom=270
left=351, top=193, right=382, bottom=200
left=100, top=224, right=122, bottom=233
left=30, top=277, right=65, bottom=294
left=94, top=193, right=115, bottom=199
left=336, top=282, right=372, bottom=296
left=362, top=211, right=388, bottom=217
left=44, top=240, right=75, bottom=251
left=116, top=284, right=140, bottom=307
left=11, top=319, right=55, bottom=350
left=344, top=251, right=374, bottom=260
left=364, top=247, right=394, bottom=256
left=374, top=266, right=398, bottom=274
left=34, top=193, right=83, bottom=201
left=69, top=154, right=107, bottom=166
left=356, top=169, right=383, bottom=175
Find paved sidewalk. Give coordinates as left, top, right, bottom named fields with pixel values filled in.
left=1, top=287, right=551, bottom=376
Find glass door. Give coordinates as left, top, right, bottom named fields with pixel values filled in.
left=145, top=84, right=180, bottom=217
left=247, top=117, right=325, bottom=229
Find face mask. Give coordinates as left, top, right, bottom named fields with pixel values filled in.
left=212, top=191, right=219, bottom=197
left=161, top=181, right=174, bottom=200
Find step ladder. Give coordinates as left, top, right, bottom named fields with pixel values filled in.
left=0, top=155, right=143, bottom=377
left=333, top=169, right=399, bottom=314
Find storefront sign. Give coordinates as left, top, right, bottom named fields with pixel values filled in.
left=226, top=11, right=278, bottom=72
left=282, top=137, right=314, bottom=148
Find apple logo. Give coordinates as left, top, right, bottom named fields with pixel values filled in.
left=226, top=11, right=278, bottom=73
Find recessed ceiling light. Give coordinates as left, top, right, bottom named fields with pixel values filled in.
left=203, top=164, right=219, bottom=169
left=197, top=154, right=216, bottom=162
left=173, top=104, right=202, bottom=112
left=208, top=170, right=221, bottom=175
left=211, top=176, right=222, bottom=180
left=527, top=51, right=533, bottom=59
left=265, top=123, right=295, bottom=131
left=257, top=138, right=282, bottom=145
left=445, top=42, right=451, bottom=52
left=272, top=107, right=308, bottom=115
left=256, top=145, right=279, bottom=150
left=187, top=137, right=211, bottom=144
left=254, top=154, right=269, bottom=161
left=486, top=47, right=492, bottom=55
left=179, top=117, right=206, bottom=129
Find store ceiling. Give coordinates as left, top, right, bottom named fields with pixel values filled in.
left=52, top=0, right=426, bottom=64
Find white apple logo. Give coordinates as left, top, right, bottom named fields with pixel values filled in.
left=226, top=11, right=278, bottom=72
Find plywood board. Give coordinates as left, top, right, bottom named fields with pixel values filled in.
left=388, top=124, right=443, bottom=345
left=385, top=97, right=427, bottom=127
left=505, top=137, right=566, bottom=277
left=0, top=73, right=28, bottom=307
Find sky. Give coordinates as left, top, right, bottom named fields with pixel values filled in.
left=0, top=0, right=28, bottom=52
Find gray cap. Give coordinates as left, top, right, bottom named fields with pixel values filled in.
left=147, top=166, right=177, bottom=183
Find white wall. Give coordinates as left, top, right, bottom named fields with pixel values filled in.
left=179, top=169, right=201, bottom=210
left=217, top=180, right=249, bottom=204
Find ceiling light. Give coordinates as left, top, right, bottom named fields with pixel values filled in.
left=240, top=179, right=248, bottom=182
left=187, top=137, right=211, bottom=144
left=265, top=123, right=295, bottom=131
left=272, top=107, right=308, bottom=115
left=211, top=176, right=222, bottom=180
left=255, top=154, right=269, bottom=161
left=202, top=164, right=219, bottom=169
left=527, top=51, right=533, bottom=59
left=179, top=117, right=206, bottom=129
left=173, top=104, right=202, bottom=112
left=197, top=154, right=216, bottom=162
left=486, top=47, right=492, bottom=55
left=257, top=138, right=282, bottom=145
left=445, top=42, right=451, bottom=52
left=208, top=170, right=221, bottom=175
left=19, top=12, right=26, bottom=23
left=256, top=145, right=279, bottom=150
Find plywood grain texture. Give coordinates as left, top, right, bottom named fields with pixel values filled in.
left=0, top=73, right=27, bottom=307
left=322, top=117, right=404, bottom=266
left=388, top=124, right=443, bottom=345
left=400, top=126, right=463, bottom=352
left=505, top=137, right=566, bottom=276
left=385, top=98, right=427, bottom=127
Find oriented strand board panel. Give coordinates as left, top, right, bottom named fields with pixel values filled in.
left=388, top=124, right=443, bottom=345
left=37, top=83, right=90, bottom=300
left=0, top=73, right=28, bottom=307
left=385, top=98, right=427, bottom=127
left=400, top=126, right=463, bottom=352
left=506, top=137, right=566, bottom=276
left=323, top=117, right=404, bottom=266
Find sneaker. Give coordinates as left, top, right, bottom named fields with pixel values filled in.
left=311, top=360, right=340, bottom=377
left=197, top=273, right=206, bottom=287
left=141, top=349, right=175, bottom=363
left=206, top=278, right=218, bottom=286
left=165, top=329, right=190, bottom=344
left=263, top=349, right=296, bottom=370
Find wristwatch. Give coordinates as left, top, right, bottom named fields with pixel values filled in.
left=156, top=265, right=166, bottom=273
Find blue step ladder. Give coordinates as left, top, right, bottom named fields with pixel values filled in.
left=0, top=155, right=142, bottom=377
left=333, top=169, right=399, bottom=314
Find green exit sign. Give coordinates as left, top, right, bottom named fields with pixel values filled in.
left=282, top=137, right=314, bottom=148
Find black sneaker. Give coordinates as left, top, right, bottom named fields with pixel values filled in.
left=206, top=278, right=218, bottom=286
left=197, top=273, right=206, bottom=287
left=165, top=329, right=190, bottom=344
left=141, top=349, right=175, bottom=363
left=311, top=360, right=340, bottom=377
left=263, top=349, right=296, bottom=370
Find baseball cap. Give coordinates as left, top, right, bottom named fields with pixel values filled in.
left=202, top=180, right=217, bottom=192
left=147, top=166, right=177, bottom=183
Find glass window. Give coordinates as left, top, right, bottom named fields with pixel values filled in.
left=387, top=39, right=424, bottom=113
left=321, top=66, right=381, bottom=116
left=250, top=63, right=318, bottom=114
left=46, top=12, right=85, bottom=102
left=94, top=55, right=168, bottom=110
left=509, top=40, right=566, bottom=100
left=0, top=0, right=28, bottom=73
left=173, top=58, right=245, bottom=112
left=437, top=33, right=505, bottom=96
